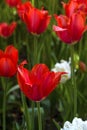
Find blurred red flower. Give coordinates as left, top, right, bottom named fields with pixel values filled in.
left=17, top=63, right=64, bottom=101
left=0, top=22, right=17, bottom=38
left=6, top=0, right=21, bottom=7
left=79, top=61, right=87, bottom=72
left=53, top=12, right=87, bottom=44
left=62, top=0, right=87, bottom=17
left=17, top=1, right=32, bottom=21
left=0, top=45, right=18, bottom=77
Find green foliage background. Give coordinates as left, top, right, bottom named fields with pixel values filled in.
left=0, top=0, right=87, bottom=130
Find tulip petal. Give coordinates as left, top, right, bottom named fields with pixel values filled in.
left=5, top=45, right=18, bottom=65
left=24, top=8, right=41, bottom=33
left=70, top=12, right=85, bottom=42
left=0, top=58, right=17, bottom=77
left=53, top=25, right=72, bottom=43
left=17, top=1, right=32, bottom=21
left=54, top=14, right=69, bottom=28
left=37, top=10, right=51, bottom=34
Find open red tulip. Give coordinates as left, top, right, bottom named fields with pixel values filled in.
left=6, top=0, right=21, bottom=7
left=53, top=11, right=87, bottom=44
left=17, top=63, right=65, bottom=101
left=0, top=22, right=17, bottom=38
left=0, top=45, right=18, bottom=77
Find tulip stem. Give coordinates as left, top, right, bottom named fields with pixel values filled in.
left=21, top=93, right=31, bottom=130
left=70, top=45, right=77, bottom=117
left=34, top=35, right=38, bottom=64
left=31, top=101, right=35, bottom=130
left=2, top=78, right=8, bottom=130
left=52, top=0, right=56, bottom=13
left=37, top=102, right=42, bottom=130
left=3, top=87, right=6, bottom=130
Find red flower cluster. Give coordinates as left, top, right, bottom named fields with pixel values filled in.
left=17, top=62, right=65, bottom=101
left=5, top=0, right=21, bottom=7
left=0, top=45, right=18, bottom=77
left=0, top=22, right=17, bottom=38
left=53, top=0, right=87, bottom=44
left=17, top=1, right=51, bottom=34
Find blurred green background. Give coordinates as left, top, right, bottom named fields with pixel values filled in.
left=0, top=0, right=87, bottom=130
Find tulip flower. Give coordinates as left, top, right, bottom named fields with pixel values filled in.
left=24, top=7, right=51, bottom=34
left=5, top=0, right=21, bottom=7
left=17, top=63, right=65, bottom=101
left=0, top=45, right=18, bottom=77
left=62, top=0, right=79, bottom=17
left=17, top=1, right=51, bottom=35
left=0, top=22, right=17, bottom=38
left=53, top=11, right=87, bottom=44
left=17, top=1, right=32, bottom=22
left=62, top=0, right=87, bottom=17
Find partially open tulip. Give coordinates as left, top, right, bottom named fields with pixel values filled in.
left=0, top=45, right=18, bottom=77
left=0, top=22, right=17, bottom=38
left=17, top=1, right=51, bottom=35
left=6, top=0, right=21, bottom=7
left=17, top=63, right=65, bottom=101
left=24, top=7, right=51, bottom=34
left=53, top=11, right=87, bottom=44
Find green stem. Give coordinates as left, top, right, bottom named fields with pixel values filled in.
left=70, top=45, right=77, bottom=117
left=33, top=35, right=38, bottom=64
left=21, top=93, right=31, bottom=130
left=79, top=39, right=82, bottom=58
left=31, top=101, right=35, bottom=130
left=2, top=78, right=8, bottom=130
left=26, top=41, right=30, bottom=64
left=3, top=87, right=6, bottom=130
left=37, top=102, right=42, bottom=130
left=52, top=0, right=56, bottom=14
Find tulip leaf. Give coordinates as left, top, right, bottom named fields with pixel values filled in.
left=7, top=84, right=19, bottom=96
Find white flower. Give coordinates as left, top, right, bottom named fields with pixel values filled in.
left=61, top=117, right=87, bottom=130
left=51, top=59, right=71, bottom=83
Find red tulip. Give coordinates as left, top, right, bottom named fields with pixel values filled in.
left=5, top=0, right=21, bottom=7
left=62, top=0, right=78, bottom=17
left=17, top=1, right=51, bottom=34
left=62, top=0, right=87, bottom=17
left=24, top=7, right=51, bottom=34
left=17, top=2, right=51, bottom=34
left=0, top=22, right=17, bottom=38
left=0, top=45, right=18, bottom=77
left=17, top=63, right=65, bottom=101
left=75, top=0, right=87, bottom=13
left=53, top=11, right=87, bottom=44
left=17, top=1, right=32, bottom=21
